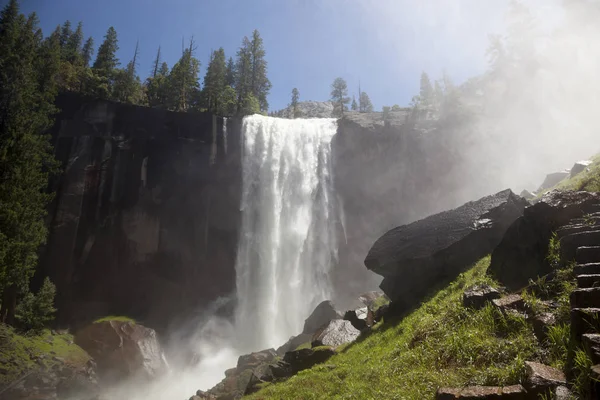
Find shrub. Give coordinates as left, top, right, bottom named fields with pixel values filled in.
left=16, top=278, right=57, bottom=331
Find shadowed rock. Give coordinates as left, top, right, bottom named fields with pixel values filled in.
left=365, top=189, right=527, bottom=309
left=302, top=300, right=342, bottom=335
left=282, top=347, right=336, bottom=374
left=524, top=361, right=566, bottom=395
left=537, top=171, right=569, bottom=192
left=570, top=160, right=593, bottom=177
left=582, top=334, right=600, bottom=364
left=489, top=191, right=600, bottom=291
left=463, top=285, right=501, bottom=309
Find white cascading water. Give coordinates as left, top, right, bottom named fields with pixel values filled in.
left=106, top=115, right=339, bottom=399
left=234, top=114, right=339, bottom=351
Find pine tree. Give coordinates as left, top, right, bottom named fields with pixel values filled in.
left=91, top=26, right=119, bottom=98
left=113, top=41, right=143, bottom=104
left=65, top=21, right=83, bottom=63
left=225, top=56, right=235, bottom=87
left=359, top=91, right=374, bottom=113
left=0, top=0, right=60, bottom=325
left=59, top=20, right=71, bottom=49
left=419, top=72, right=434, bottom=107
left=16, top=277, right=56, bottom=331
left=81, top=37, right=94, bottom=67
left=330, top=77, right=350, bottom=117
left=290, top=88, right=300, bottom=118
left=248, top=30, right=271, bottom=112
left=146, top=61, right=170, bottom=108
left=167, top=38, right=200, bottom=111
left=151, top=46, right=161, bottom=78
left=203, top=47, right=227, bottom=113
left=351, top=96, right=358, bottom=111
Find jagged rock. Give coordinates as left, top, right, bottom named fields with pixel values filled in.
left=519, top=190, right=534, bottom=200
left=237, top=349, right=277, bottom=370
left=492, top=294, right=526, bottom=314
left=577, top=246, right=600, bottom=265
left=276, top=333, right=312, bottom=356
left=560, top=231, right=600, bottom=262
left=591, top=364, right=600, bottom=399
left=365, top=189, right=527, bottom=309
left=577, top=274, right=600, bottom=289
left=463, top=285, right=501, bottom=309
left=570, top=288, right=600, bottom=308
left=302, top=300, right=342, bottom=335
left=571, top=160, right=593, bottom=177
left=530, top=313, right=556, bottom=342
left=575, top=263, right=600, bottom=276
left=282, top=347, right=336, bottom=373
left=489, top=191, right=600, bottom=291
left=554, top=385, right=573, bottom=400
left=311, top=320, right=361, bottom=348
left=583, top=334, right=600, bottom=364
left=435, top=385, right=527, bottom=399
left=343, top=308, right=368, bottom=331
left=524, top=361, right=566, bottom=394
left=571, top=308, right=600, bottom=341
left=537, top=171, right=570, bottom=192
left=269, top=360, right=293, bottom=378
left=74, top=321, right=168, bottom=383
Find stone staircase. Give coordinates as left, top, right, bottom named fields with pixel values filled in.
left=565, top=208, right=600, bottom=398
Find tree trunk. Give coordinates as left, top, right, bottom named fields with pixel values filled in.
left=0, top=285, right=17, bottom=325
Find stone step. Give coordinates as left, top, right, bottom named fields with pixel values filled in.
left=577, top=246, right=600, bottom=264
left=577, top=274, right=600, bottom=289
left=575, top=263, right=600, bottom=275
left=560, top=231, right=600, bottom=261
left=582, top=334, right=600, bottom=364
left=571, top=288, right=600, bottom=308
left=571, top=308, right=600, bottom=341
left=557, top=223, right=600, bottom=239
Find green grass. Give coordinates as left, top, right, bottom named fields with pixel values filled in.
left=93, top=315, right=136, bottom=323
left=246, top=256, right=540, bottom=400
left=546, top=153, right=600, bottom=194
left=0, top=324, right=90, bottom=388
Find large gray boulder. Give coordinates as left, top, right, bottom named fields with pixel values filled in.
left=489, top=190, right=600, bottom=290
left=311, top=319, right=361, bottom=348
left=302, top=300, right=342, bottom=334
left=365, top=189, right=528, bottom=310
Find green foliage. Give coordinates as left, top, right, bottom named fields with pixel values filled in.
left=203, top=48, right=227, bottom=113
left=572, top=348, right=593, bottom=398
left=290, top=88, right=300, bottom=118
left=545, top=324, right=570, bottom=370
left=93, top=315, right=136, bottom=323
left=15, top=278, right=56, bottom=331
left=240, top=93, right=261, bottom=116
left=359, top=91, right=374, bottom=113
left=0, top=324, right=90, bottom=387
left=0, top=0, right=60, bottom=325
left=167, top=40, right=201, bottom=112
left=419, top=71, right=434, bottom=107
left=553, top=154, right=600, bottom=194
left=546, top=232, right=561, bottom=267
left=351, top=96, right=358, bottom=111
left=330, top=77, right=350, bottom=117
left=92, top=26, right=119, bottom=79
left=247, top=256, right=540, bottom=399
left=234, top=30, right=271, bottom=114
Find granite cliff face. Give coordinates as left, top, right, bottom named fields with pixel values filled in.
left=41, top=93, right=241, bottom=330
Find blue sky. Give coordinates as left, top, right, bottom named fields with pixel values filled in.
left=11, top=0, right=560, bottom=111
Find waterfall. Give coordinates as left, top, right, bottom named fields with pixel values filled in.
left=234, top=114, right=339, bottom=351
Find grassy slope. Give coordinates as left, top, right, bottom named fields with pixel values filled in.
left=550, top=153, right=600, bottom=193
left=0, top=325, right=90, bottom=388
left=248, top=257, right=542, bottom=400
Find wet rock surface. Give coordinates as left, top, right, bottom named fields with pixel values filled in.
left=73, top=321, right=168, bottom=383
left=365, top=189, right=527, bottom=310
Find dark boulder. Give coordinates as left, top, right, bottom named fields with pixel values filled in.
left=237, top=349, right=277, bottom=370
left=343, top=308, right=368, bottom=331
left=276, top=333, right=312, bottom=356
left=519, top=190, right=534, bottom=200
left=537, top=171, right=569, bottom=192
left=282, top=347, right=336, bottom=373
left=530, top=313, right=557, bottom=342
left=311, top=319, right=361, bottom=348
left=570, top=160, right=593, bottom=177
left=463, top=285, right=501, bottom=309
left=524, top=361, right=566, bottom=395
left=302, top=300, right=342, bottom=335
left=489, top=191, right=600, bottom=291
left=365, top=189, right=527, bottom=308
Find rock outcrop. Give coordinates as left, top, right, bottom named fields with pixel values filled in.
left=489, top=190, right=600, bottom=290
left=73, top=320, right=168, bottom=383
left=311, top=320, right=360, bottom=348
left=302, top=300, right=342, bottom=335
left=365, top=189, right=527, bottom=309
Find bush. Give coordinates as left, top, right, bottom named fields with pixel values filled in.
left=16, top=277, right=57, bottom=331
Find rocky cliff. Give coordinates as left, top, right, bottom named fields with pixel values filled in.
left=40, top=93, right=241, bottom=330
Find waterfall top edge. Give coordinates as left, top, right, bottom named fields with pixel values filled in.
left=243, top=114, right=338, bottom=123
